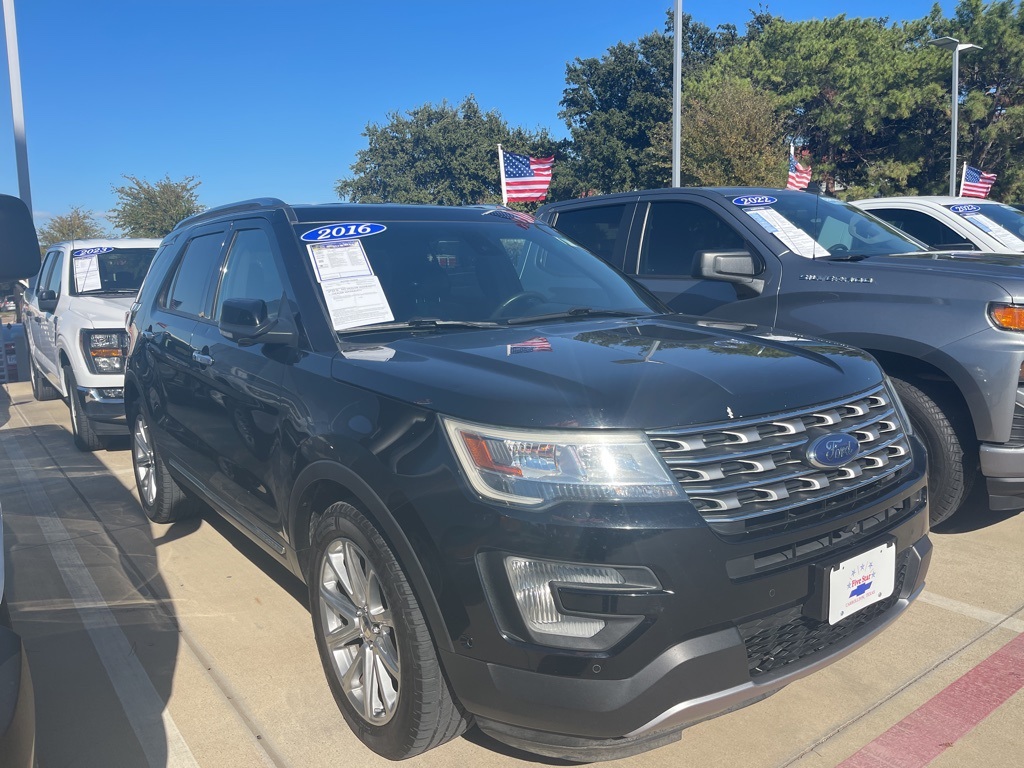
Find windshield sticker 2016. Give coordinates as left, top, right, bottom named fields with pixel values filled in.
left=744, top=207, right=830, bottom=259
left=300, top=223, right=387, bottom=242
left=73, top=254, right=102, bottom=292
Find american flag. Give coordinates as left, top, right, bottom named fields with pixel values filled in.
left=482, top=207, right=535, bottom=229
left=786, top=144, right=812, bottom=190
left=506, top=336, right=552, bottom=355
left=501, top=149, right=554, bottom=202
left=960, top=165, right=998, bottom=199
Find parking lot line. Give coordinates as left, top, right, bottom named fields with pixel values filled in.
left=836, top=630, right=1024, bottom=767
left=918, top=591, right=1024, bottom=634
left=3, top=432, right=201, bottom=768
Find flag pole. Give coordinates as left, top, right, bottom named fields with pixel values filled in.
left=958, top=162, right=967, bottom=197
left=497, top=144, right=508, bottom=206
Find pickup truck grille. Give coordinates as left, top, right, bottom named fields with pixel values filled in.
left=648, top=384, right=913, bottom=536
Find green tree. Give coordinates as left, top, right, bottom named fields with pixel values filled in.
left=108, top=174, right=204, bottom=237
left=558, top=13, right=743, bottom=195
left=917, top=0, right=1024, bottom=200
left=336, top=96, right=557, bottom=208
left=708, top=14, right=945, bottom=197
left=37, top=206, right=107, bottom=246
left=675, top=76, right=786, bottom=186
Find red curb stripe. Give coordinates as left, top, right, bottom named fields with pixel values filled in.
left=837, top=631, right=1024, bottom=768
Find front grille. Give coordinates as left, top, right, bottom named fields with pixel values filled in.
left=648, top=384, right=913, bottom=537
left=740, top=551, right=909, bottom=677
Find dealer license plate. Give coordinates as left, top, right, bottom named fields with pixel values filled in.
left=827, top=542, right=896, bottom=625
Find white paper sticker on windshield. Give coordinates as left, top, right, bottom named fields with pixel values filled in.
left=743, top=207, right=829, bottom=258
left=321, top=276, right=394, bottom=331
left=73, top=254, right=103, bottom=292
left=962, top=214, right=1024, bottom=252
left=307, top=240, right=374, bottom=282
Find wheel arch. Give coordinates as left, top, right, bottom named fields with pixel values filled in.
left=289, top=460, right=455, bottom=654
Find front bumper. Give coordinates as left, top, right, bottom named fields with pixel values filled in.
left=0, top=606, right=35, bottom=768
left=74, top=386, right=127, bottom=435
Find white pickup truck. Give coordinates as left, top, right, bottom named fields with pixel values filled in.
left=23, top=238, right=160, bottom=450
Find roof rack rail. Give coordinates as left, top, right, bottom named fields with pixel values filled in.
left=172, top=198, right=294, bottom=231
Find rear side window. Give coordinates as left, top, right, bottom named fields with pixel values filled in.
left=162, top=231, right=225, bottom=318
left=553, top=205, right=629, bottom=266
left=639, top=202, right=746, bottom=276
left=870, top=208, right=977, bottom=251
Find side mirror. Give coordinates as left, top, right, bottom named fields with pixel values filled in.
left=698, top=249, right=765, bottom=295
left=219, top=297, right=296, bottom=347
left=0, top=194, right=41, bottom=280
left=37, top=288, right=58, bottom=313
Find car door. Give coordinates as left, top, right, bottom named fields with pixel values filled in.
left=183, top=220, right=294, bottom=541
left=627, top=199, right=778, bottom=323
left=141, top=224, right=227, bottom=470
left=34, top=248, right=65, bottom=383
left=24, top=250, right=55, bottom=364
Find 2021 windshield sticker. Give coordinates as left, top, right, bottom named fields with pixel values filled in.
left=742, top=206, right=830, bottom=259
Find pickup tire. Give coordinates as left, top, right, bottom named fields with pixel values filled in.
left=29, top=353, right=59, bottom=401
left=891, top=377, right=977, bottom=526
left=64, top=365, right=104, bottom=451
left=309, top=501, right=469, bottom=759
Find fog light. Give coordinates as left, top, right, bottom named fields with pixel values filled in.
left=504, top=557, right=626, bottom=639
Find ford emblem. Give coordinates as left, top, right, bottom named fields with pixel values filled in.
left=806, top=433, right=860, bottom=469
left=732, top=195, right=777, bottom=207
left=950, top=204, right=981, bottom=214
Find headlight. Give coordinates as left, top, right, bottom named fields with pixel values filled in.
left=442, top=417, right=684, bottom=506
left=989, top=303, right=1024, bottom=331
left=81, top=329, right=128, bottom=374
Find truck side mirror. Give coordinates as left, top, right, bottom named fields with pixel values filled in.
left=0, top=195, right=41, bottom=280
left=37, top=289, right=58, bottom=313
left=219, top=297, right=297, bottom=347
left=698, top=249, right=765, bottom=295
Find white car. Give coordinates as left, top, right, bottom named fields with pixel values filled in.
left=22, top=238, right=160, bottom=450
left=853, top=196, right=1024, bottom=253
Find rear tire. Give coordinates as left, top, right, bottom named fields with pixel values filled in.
left=891, top=376, right=977, bottom=526
left=29, top=353, right=59, bottom=401
left=131, top=408, right=196, bottom=523
left=309, top=501, right=469, bottom=759
left=64, top=366, right=104, bottom=451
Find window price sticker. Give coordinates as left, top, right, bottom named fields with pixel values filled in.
left=743, top=207, right=830, bottom=259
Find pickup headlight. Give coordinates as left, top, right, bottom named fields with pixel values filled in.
left=81, top=330, right=128, bottom=374
left=442, top=417, right=684, bottom=506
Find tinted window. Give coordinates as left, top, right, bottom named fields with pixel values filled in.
left=553, top=205, right=628, bottom=265
left=163, top=232, right=224, bottom=318
left=639, top=202, right=746, bottom=276
left=215, top=228, right=286, bottom=320
left=944, top=203, right=1024, bottom=239
left=870, top=208, right=977, bottom=250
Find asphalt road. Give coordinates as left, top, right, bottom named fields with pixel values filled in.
left=2, top=380, right=1022, bottom=768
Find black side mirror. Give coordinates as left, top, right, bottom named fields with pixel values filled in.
left=697, top=249, right=765, bottom=295
left=219, top=297, right=296, bottom=347
left=0, top=195, right=41, bottom=280
left=37, top=288, right=58, bottom=313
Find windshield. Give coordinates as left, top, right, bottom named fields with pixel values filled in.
left=293, top=216, right=659, bottom=333
left=70, top=247, right=156, bottom=295
left=943, top=202, right=1024, bottom=251
left=731, top=194, right=927, bottom=258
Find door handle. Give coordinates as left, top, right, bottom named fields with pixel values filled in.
left=192, top=351, right=215, bottom=366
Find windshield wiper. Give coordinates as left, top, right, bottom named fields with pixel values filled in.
left=340, top=318, right=503, bottom=333
left=505, top=307, right=643, bottom=325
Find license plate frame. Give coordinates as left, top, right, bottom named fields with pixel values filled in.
left=827, top=541, right=897, bottom=625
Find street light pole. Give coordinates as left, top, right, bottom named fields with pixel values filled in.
left=672, top=0, right=682, bottom=187
left=927, top=36, right=982, bottom=197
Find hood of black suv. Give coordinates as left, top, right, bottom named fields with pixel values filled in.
left=331, top=316, right=883, bottom=429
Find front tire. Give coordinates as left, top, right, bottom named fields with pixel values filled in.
left=131, top=408, right=196, bottom=523
left=310, top=502, right=469, bottom=759
left=64, top=366, right=104, bottom=451
left=891, top=376, right=977, bottom=526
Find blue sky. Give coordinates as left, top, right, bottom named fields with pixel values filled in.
left=0, top=0, right=956, bottom=228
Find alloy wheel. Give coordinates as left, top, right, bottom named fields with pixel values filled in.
left=133, top=415, right=157, bottom=507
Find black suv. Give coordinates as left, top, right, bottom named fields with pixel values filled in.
left=124, top=199, right=930, bottom=761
